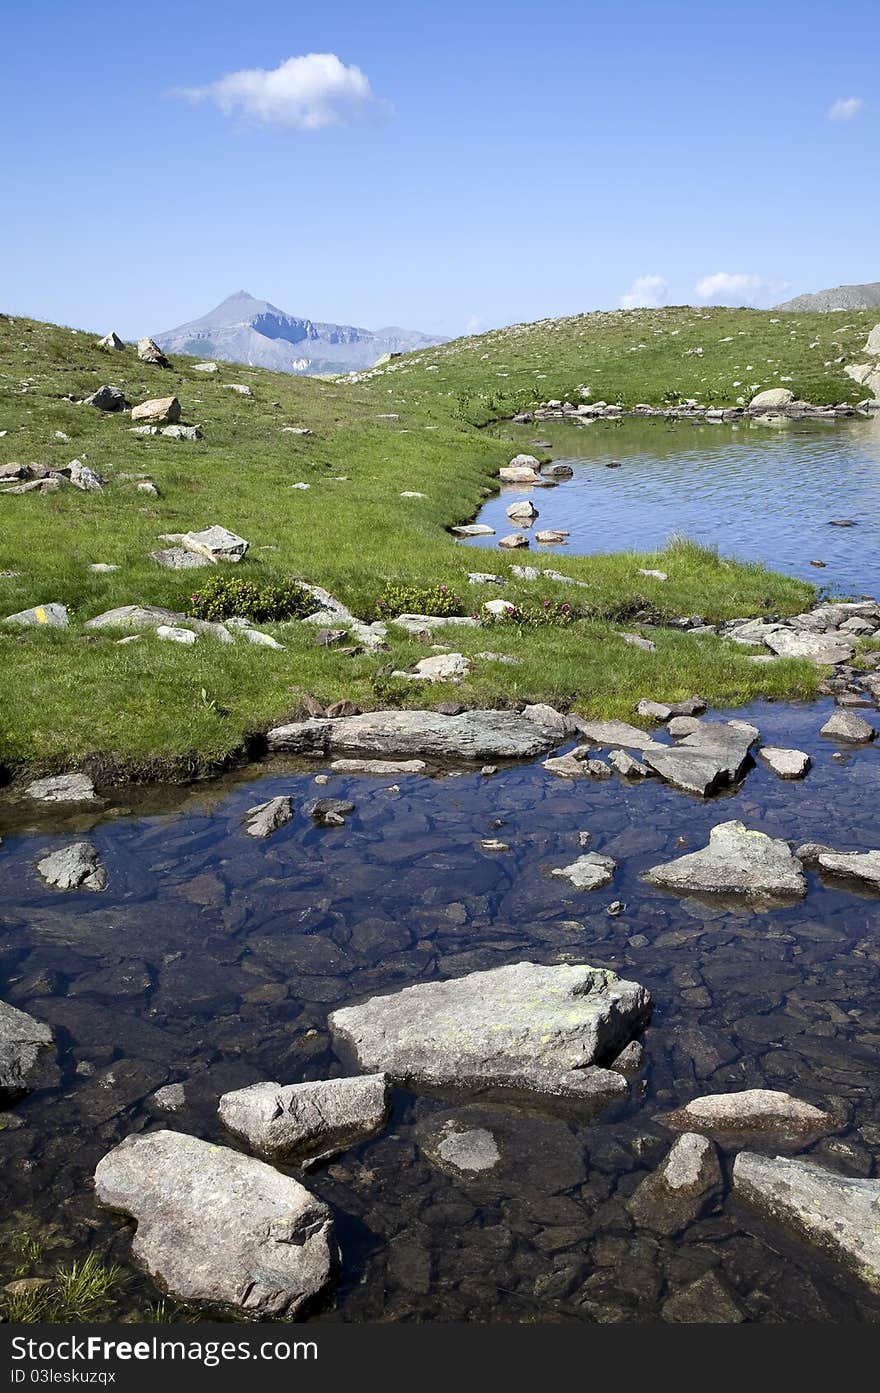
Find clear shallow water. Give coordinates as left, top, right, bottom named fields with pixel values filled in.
left=1, top=698, right=880, bottom=1323
left=470, top=417, right=880, bottom=597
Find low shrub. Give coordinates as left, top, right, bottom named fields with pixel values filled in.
left=483, top=599, right=577, bottom=628
left=188, top=574, right=313, bottom=623
left=375, top=582, right=465, bottom=619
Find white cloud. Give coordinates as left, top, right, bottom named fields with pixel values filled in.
left=694, top=272, right=789, bottom=307
left=619, top=275, right=669, bottom=310
left=827, top=96, right=864, bottom=122
left=178, top=53, right=387, bottom=130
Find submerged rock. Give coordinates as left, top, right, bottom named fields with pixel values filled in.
left=94, top=1130, right=337, bottom=1317
left=219, top=1074, right=390, bottom=1163
left=244, top=796, right=293, bottom=839
left=733, top=1153, right=880, bottom=1293
left=425, top=1123, right=501, bottom=1176
left=662, top=1271, right=745, bottom=1324
left=37, top=841, right=106, bottom=892
left=659, top=1088, right=837, bottom=1142
left=626, top=1133, right=722, bottom=1235
left=644, top=820, right=806, bottom=899
left=0, top=1000, right=54, bottom=1100
left=329, top=961, right=651, bottom=1101
left=267, top=709, right=559, bottom=761
left=551, top=853, right=617, bottom=891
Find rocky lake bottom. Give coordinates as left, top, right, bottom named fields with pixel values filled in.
left=3, top=417, right=880, bottom=1324
left=1, top=692, right=879, bottom=1323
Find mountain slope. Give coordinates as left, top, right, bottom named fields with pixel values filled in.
left=154, top=290, right=446, bottom=375
left=774, top=282, right=880, bottom=312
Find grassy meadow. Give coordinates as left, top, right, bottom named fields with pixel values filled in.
left=3, top=303, right=869, bottom=778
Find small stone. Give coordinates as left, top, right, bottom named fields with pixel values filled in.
left=552, top=853, right=617, bottom=891
left=37, top=841, right=106, bottom=892
left=498, top=533, right=529, bottom=549
left=637, top=700, right=672, bottom=722
left=662, top=1272, right=744, bottom=1324
left=820, top=710, right=875, bottom=743
left=667, top=716, right=702, bottom=738
left=83, top=384, right=128, bottom=412
left=244, top=796, right=293, bottom=839
left=608, top=749, right=650, bottom=778
left=329, top=758, right=426, bottom=775
left=137, top=336, right=169, bottom=367
left=626, top=1133, right=722, bottom=1235
left=307, top=798, right=355, bottom=826
left=759, top=747, right=811, bottom=779
left=150, top=1083, right=186, bottom=1113
left=156, top=625, right=198, bottom=645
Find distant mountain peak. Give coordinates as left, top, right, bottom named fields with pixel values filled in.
left=154, top=292, right=445, bottom=375
left=774, top=281, right=880, bottom=312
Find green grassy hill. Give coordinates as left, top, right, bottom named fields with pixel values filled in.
left=3, top=304, right=867, bottom=778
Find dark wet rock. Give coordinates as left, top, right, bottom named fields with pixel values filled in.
left=219, top=1074, right=389, bottom=1163
left=25, top=773, right=97, bottom=802
left=609, top=1040, right=644, bottom=1076
left=817, top=849, right=880, bottom=889
left=307, top=797, right=355, bottom=826
left=644, top=821, right=806, bottom=899
left=243, top=796, right=293, bottom=839
left=626, top=1133, right=722, bottom=1235
left=326, top=700, right=362, bottom=719
left=267, top=709, right=559, bottom=761
left=659, top=1088, right=837, bottom=1142
left=662, top=1271, right=745, bottom=1323
left=37, top=841, right=106, bottom=892
left=150, top=1082, right=186, bottom=1113
left=551, top=853, right=616, bottom=891
left=820, top=710, right=876, bottom=743
left=0, top=1000, right=53, bottom=1100
left=733, top=1153, right=880, bottom=1293
left=759, top=747, right=811, bottom=779
left=329, top=961, right=650, bottom=1101
left=74, top=1058, right=168, bottom=1124
left=94, top=1130, right=337, bottom=1317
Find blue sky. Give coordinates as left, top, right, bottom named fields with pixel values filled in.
left=1, top=0, right=876, bottom=338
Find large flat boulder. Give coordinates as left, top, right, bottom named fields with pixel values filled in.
left=676, top=720, right=759, bottom=781
left=219, top=1074, right=390, bottom=1163
left=266, top=709, right=559, bottom=761
left=642, top=744, right=729, bottom=796
left=329, top=961, right=651, bottom=1101
left=575, top=720, right=654, bottom=751
left=94, top=1130, right=337, bottom=1318
left=0, top=1000, right=53, bottom=1100
left=765, top=630, right=854, bottom=664
left=733, top=1153, right=880, bottom=1294
left=644, top=820, right=806, bottom=899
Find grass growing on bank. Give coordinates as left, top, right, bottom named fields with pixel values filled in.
left=0, top=309, right=833, bottom=777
